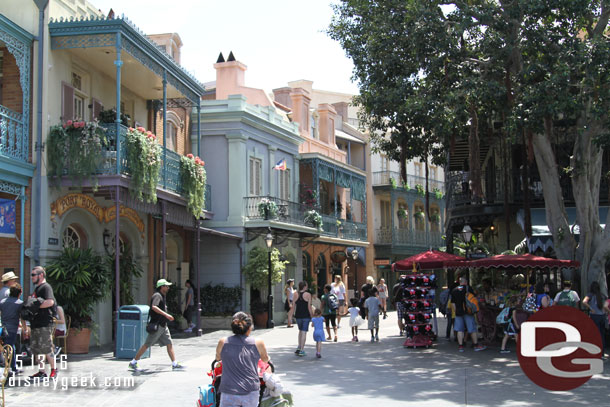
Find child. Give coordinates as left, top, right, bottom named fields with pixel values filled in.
left=365, top=287, right=381, bottom=342
left=311, top=308, right=325, bottom=358
left=348, top=298, right=364, bottom=342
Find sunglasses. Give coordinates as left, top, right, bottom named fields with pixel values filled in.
left=31, top=273, right=39, bottom=277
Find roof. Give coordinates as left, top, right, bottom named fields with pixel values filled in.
left=335, top=129, right=365, bottom=144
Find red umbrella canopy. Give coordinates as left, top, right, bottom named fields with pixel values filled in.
left=444, top=253, right=579, bottom=269
left=393, top=250, right=466, bottom=271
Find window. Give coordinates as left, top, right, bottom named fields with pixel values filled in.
left=62, top=70, right=89, bottom=121
left=279, top=169, right=291, bottom=200
left=381, top=156, right=389, bottom=173
left=397, top=203, right=408, bottom=229
left=62, top=225, right=81, bottom=249
left=249, top=157, right=262, bottom=196
left=167, top=123, right=177, bottom=151
left=414, top=162, right=423, bottom=178
left=380, top=200, right=391, bottom=229
left=431, top=166, right=438, bottom=180
left=74, top=94, right=85, bottom=121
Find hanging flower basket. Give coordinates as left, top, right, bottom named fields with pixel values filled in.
left=258, top=198, right=278, bottom=219
left=433, top=188, right=444, bottom=200
left=415, top=184, right=425, bottom=196
left=430, top=213, right=441, bottom=223
left=300, top=188, right=318, bottom=208
left=304, top=210, right=323, bottom=230
left=125, top=126, right=162, bottom=203
left=389, top=177, right=397, bottom=189
left=397, top=208, right=408, bottom=219
left=180, top=154, right=207, bottom=217
left=414, top=211, right=425, bottom=220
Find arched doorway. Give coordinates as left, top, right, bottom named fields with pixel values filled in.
left=315, top=254, right=327, bottom=296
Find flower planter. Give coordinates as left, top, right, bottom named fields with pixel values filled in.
left=67, top=327, right=91, bottom=354
left=253, top=311, right=269, bottom=328
left=201, top=316, right=232, bottom=330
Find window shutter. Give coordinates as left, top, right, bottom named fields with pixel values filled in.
left=249, top=158, right=254, bottom=196
left=61, top=82, right=75, bottom=121
left=255, top=160, right=262, bottom=195
left=285, top=169, right=291, bottom=200
left=92, top=98, right=103, bottom=121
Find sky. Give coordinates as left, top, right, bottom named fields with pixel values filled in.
left=89, top=0, right=360, bottom=95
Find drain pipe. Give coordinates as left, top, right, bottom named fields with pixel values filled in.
left=237, top=238, right=244, bottom=309
left=33, top=0, right=49, bottom=267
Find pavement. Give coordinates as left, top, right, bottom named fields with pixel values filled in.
left=3, top=312, right=610, bottom=407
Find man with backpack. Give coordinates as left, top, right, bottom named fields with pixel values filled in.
left=28, top=266, right=58, bottom=379
left=321, top=284, right=338, bottom=342
left=451, top=276, right=486, bottom=352
left=392, top=275, right=407, bottom=336
left=553, top=280, right=580, bottom=308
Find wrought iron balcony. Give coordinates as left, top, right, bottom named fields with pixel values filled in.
left=375, top=228, right=443, bottom=248
left=243, top=196, right=367, bottom=241
left=372, top=171, right=445, bottom=194
left=0, top=105, right=28, bottom=163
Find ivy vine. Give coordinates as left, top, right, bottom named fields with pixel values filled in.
left=180, top=154, right=207, bottom=217
left=125, top=127, right=162, bottom=203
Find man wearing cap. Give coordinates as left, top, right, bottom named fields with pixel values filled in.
left=0, top=271, right=19, bottom=299
left=129, top=279, right=184, bottom=371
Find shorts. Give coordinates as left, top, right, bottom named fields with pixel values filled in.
left=454, top=314, right=477, bottom=333
left=144, top=325, right=173, bottom=347
left=296, top=318, right=311, bottom=332
left=31, top=326, right=54, bottom=356
left=396, top=302, right=405, bottom=319
left=368, top=314, right=380, bottom=330
left=504, top=321, right=518, bottom=336
left=323, top=314, right=337, bottom=328
left=338, top=299, right=346, bottom=307
left=220, top=390, right=260, bottom=407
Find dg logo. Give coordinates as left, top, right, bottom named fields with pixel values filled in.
left=517, top=305, right=604, bottom=391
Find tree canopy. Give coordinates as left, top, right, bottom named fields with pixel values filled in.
left=329, top=0, right=610, bottom=292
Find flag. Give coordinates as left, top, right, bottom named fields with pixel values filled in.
left=273, top=159, right=287, bottom=171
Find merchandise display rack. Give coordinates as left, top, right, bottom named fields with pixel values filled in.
left=401, top=269, right=437, bottom=348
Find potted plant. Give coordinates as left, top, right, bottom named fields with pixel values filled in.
left=98, top=107, right=131, bottom=127
left=300, top=188, right=318, bottom=208
left=397, top=208, right=408, bottom=219
left=250, top=297, right=269, bottom=328
left=414, top=211, right=425, bottom=220
left=430, top=213, right=441, bottom=223
left=180, top=153, right=207, bottom=217
left=389, top=177, right=397, bottom=189
left=243, top=247, right=288, bottom=326
left=415, top=184, right=425, bottom=196
left=433, top=188, right=444, bottom=200
left=304, top=209, right=323, bottom=230
left=46, top=248, right=112, bottom=354
left=257, top=198, right=278, bottom=219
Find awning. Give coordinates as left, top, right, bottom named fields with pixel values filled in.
left=335, top=130, right=365, bottom=144
left=444, top=253, right=579, bottom=269
left=393, top=250, right=466, bottom=271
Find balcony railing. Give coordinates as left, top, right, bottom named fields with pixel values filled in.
left=243, top=196, right=367, bottom=241
left=0, top=105, right=27, bottom=163
left=372, top=171, right=445, bottom=194
left=375, top=228, right=443, bottom=247
left=97, top=123, right=211, bottom=211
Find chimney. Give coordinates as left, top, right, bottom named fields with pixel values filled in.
left=148, top=33, right=183, bottom=64
left=332, top=102, right=349, bottom=122
left=289, top=88, right=311, bottom=136
left=317, top=104, right=337, bottom=145
left=273, top=87, right=293, bottom=109
left=214, top=52, right=247, bottom=100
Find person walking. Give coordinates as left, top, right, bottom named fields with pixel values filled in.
left=359, top=276, right=375, bottom=318
left=321, top=284, right=338, bottom=342
left=129, top=279, right=184, bottom=371
left=331, top=275, right=347, bottom=327
left=377, top=278, right=388, bottom=319
left=0, top=271, right=19, bottom=299
left=348, top=298, right=364, bottom=342
left=583, top=281, right=610, bottom=355
left=311, top=308, right=325, bottom=358
left=365, top=287, right=381, bottom=342
left=293, top=281, right=313, bottom=357
left=215, top=312, right=270, bottom=407
left=392, top=275, right=407, bottom=336
left=553, top=280, right=580, bottom=308
left=451, top=276, right=486, bottom=352
left=284, top=279, right=296, bottom=328
left=28, top=266, right=58, bottom=379
left=183, top=279, right=197, bottom=333
left=0, top=283, right=23, bottom=376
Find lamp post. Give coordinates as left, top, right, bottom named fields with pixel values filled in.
left=264, top=229, right=274, bottom=328
left=351, top=248, right=359, bottom=299
left=461, top=225, right=473, bottom=259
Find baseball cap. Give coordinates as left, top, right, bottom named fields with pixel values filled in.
left=156, top=279, right=173, bottom=288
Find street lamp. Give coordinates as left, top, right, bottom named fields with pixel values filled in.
left=461, top=225, right=473, bottom=258
left=264, top=229, right=274, bottom=329
left=351, top=248, right=359, bottom=298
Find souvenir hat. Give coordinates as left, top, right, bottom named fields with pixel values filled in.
left=2, top=272, right=18, bottom=283
left=156, top=279, right=173, bottom=288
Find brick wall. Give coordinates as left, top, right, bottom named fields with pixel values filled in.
left=152, top=107, right=192, bottom=156
left=1, top=48, right=23, bottom=113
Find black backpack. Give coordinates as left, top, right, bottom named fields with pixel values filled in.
left=20, top=298, right=42, bottom=321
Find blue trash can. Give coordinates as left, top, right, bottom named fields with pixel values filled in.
left=116, top=305, right=150, bottom=359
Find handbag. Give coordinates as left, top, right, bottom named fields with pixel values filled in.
left=146, top=322, right=159, bottom=334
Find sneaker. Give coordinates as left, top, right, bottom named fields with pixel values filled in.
left=29, top=371, right=47, bottom=379
left=49, top=369, right=58, bottom=379
left=184, top=328, right=193, bottom=333
left=351, top=336, right=356, bottom=342
left=499, top=349, right=511, bottom=354
left=334, top=336, right=338, bottom=342
left=316, top=352, right=321, bottom=359
left=375, top=335, right=379, bottom=342
left=474, top=344, right=487, bottom=352
left=189, top=323, right=196, bottom=329
left=399, top=330, right=404, bottom=336
left=297, top=350, right=306, bottom=357
left=458, top=345, right=465, bottom=352
left=383, top=314, right=387, bottom=320
left=337, top=324, right=341, bottom=329
left=294, top=348, right=300, bottom=354
left=326, top=336, right=332, bottom=341
left=355, top=337, right=359, bottom=342
left=128, top=361, right=141, bottom=372
left=172, top=363, right=185, bottom=370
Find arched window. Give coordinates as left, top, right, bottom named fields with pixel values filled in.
left=62, top=224, right=87, bottom=249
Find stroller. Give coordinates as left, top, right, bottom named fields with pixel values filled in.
left=198, top=359, right=292, bottom=407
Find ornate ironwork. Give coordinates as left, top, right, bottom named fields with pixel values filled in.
left=50, top=33, right=115, bottom=49
left=0, top=180, right=21, bottom=196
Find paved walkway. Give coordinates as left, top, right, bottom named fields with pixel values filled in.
left=3, top=312, right=609, bottom=406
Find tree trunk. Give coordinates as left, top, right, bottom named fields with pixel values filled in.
left=468, top=106, right=483, bottom=201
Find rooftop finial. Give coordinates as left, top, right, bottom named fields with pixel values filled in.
left=216, top=52, right=225, bottom=63
left=227, top=51, right=235, bottom=62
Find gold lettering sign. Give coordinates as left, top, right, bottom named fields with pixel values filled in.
left=50, top=194, right=145, bottom=234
